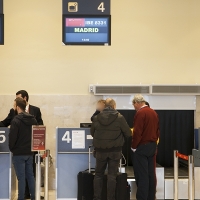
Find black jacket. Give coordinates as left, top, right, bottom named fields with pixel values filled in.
left=91, top=110, right=100, bottom=122
left=9, top=112, right=38, bottom=155
left=0, top=104, right=43, bottom=127
left=90, top=107, right=131, bottom=151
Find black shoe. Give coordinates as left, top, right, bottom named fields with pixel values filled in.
left=24, top=195, right=43, bottom=199
left=24, top=195, right=31, bottom=199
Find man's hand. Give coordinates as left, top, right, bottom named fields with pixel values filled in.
left=131, top=148, right=136, bottom=152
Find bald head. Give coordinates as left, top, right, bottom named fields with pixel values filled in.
left=105, top=98, right=116, bottom=109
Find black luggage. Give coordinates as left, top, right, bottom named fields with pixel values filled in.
left=77, top=146, right=130, bottom=200
left=101, top=172, right=129, bottom=200
left=77, top=169, right=94, bottom=200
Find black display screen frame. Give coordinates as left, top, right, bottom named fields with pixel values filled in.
left=0, top=14, right=4, bottom=45
left=62, top=14, right=111, bottom=46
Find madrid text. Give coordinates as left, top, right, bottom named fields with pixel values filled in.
left=74, top=28, right=99, bottom=33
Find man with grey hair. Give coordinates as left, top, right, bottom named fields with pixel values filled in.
left=91, top=98, right=131, bottom=200
left=131, top=94, right=159, bottom=200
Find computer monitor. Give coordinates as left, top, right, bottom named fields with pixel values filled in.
left=80, top=123, right=92, bottom=128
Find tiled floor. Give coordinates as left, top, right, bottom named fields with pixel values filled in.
left=13, top=190, right=56, bottom=200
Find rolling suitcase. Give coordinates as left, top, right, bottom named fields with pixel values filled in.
left=77, top=168, right=94, bottom=200
left=77, top=145, right=130, bottom=200
left=77, top=145, right=95, bottom=200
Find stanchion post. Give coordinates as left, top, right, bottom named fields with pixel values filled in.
left=35, top=152, right=41, bottom=200
left=188, top=155, right=194, bottom=200
left=44, top=150, right=50, bottom=200
left=89, top=145, right=92, bottom=173
left=174, top=150, right=178, bottom=200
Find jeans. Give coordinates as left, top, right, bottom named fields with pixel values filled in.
left=13, top=155, right=35, bottom=200
left=93, top=151, right=121, bottom=200
left=131, top=142, right=157, bottom=200
left=25, top=152, right=36, bottom=197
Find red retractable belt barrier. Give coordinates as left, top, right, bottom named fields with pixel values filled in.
left=41, top=152, right=47, bottom=159
left=176, top=152, right=188, bottom=161
left=174, top=150, right=194, bottom=200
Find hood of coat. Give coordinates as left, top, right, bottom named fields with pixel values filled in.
left=97, top=107, right=118, bottom=126
left=15, top=112, right=37, bottom=126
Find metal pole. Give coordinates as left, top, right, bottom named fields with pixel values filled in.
left=89, top=145, right=92, bottom=173
left=119, top=157, right=122, bottom=172
left=174, top=150, right=178, bottom=200
left=44, top=150, right=50, bottom=200
left=188, top=155, right=194, bottom=200
left=35, top=152, right=41, bottom=200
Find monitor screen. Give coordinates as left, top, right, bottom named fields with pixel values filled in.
left=62, top=15, right=111, bottom=46
left=80, top=123, right=92, bottom=128
left=0, top=14, right=4, bottom=45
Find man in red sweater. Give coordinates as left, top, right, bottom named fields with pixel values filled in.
left=131, top=94, right=159, bottom=200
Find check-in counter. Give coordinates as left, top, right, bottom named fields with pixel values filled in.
left=56, top=128, right=165, bottom=200
left=0, top=128, right=16, bottom=200
left=192, top=127, right=200, bottom=199
left=56, top=128, right=96, bottom=200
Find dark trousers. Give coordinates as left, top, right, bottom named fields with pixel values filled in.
left=93, top=151, right=121, bottom=200
left=25, top=153, right=36, bottom=197
left=154, top=148, right=157, bottom=188
left=13, top=156, right=35, bottom=200
left=132, top=142, right=157, bottom=200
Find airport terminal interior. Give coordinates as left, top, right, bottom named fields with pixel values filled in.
left=1, top=0, right=200, bottom=200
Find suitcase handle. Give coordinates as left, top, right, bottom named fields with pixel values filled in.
left=121, top=153, right=126, bottom=166
left=84, top=168, right=95, bottom=172
left=89, top=145, right=93, bottom=173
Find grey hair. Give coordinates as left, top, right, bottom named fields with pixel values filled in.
left=132, top=94, right=146, bottom=104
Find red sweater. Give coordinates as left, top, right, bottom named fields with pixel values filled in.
left=132, top=106, right=160, bottom=149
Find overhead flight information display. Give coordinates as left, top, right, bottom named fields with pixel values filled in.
left=0, top=0, right=3, bottom=14
left=62, top=15, right=111, bottom=45
left=0, top=14, right=4, bottom=45
left=62, top=0, right=111, bottom=46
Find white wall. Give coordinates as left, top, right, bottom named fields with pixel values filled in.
left=0, top=0, right=200, bottom=94
left=104, top=95, right=196, bottom=110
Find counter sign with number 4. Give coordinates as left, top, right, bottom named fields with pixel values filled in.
left=62, top=131, right=71, bottom=143
left=63, top=0, right=110, bottom=15
left=62, top=130, right=85, bottom=149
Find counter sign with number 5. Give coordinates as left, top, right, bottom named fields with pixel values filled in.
left=0, top=131, right=6, bottom=143
left=98, top=2, right=105, bottom=12
left=62, top=131, right=71, bottom=143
